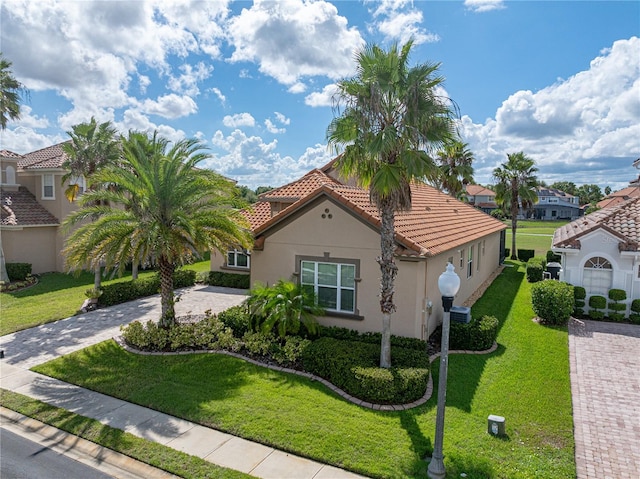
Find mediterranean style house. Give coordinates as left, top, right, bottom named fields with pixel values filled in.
left=532, top=186, right=582, bottom=220
left=1, top=143, right=83, bottom=274
left=212, top=161, right=507, bottom=340
left=465, top=184, right=497, bottom=214
left=552, top=196, right=640, bottom=313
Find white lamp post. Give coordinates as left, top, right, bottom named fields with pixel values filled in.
left=428, top=262, right=461, bottom=479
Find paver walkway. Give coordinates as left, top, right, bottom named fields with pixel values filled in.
left=569, top=319, right=640, bottom=479
left=0, top=285, right=367, bottom=479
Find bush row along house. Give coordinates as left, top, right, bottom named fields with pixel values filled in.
left=212, top=160, right=507, bottom=340
left=552, top=196, right=640, bottom=315
left=465, top=184, right=582, bottom=220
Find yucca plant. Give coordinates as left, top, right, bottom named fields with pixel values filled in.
left=245, top=280, right=324, bottom=337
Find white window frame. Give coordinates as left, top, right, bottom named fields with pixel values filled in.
left=583, top=256, right=613, bottom=295
left=301, top=260, right=356, bottom=314
left=467, top=245, right=474, bottom=278
left=69, top=175, right=86, bottom=195
left=226, top=249, right=250, bottom=269
left=42, top=174, right=55, bottom=199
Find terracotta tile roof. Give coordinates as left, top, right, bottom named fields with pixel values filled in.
left=259, top=169, right=340, bottom=201
left=465, top=184, right=495, bottom=197
left=1, top=187, right=59, bottom=226
left=597, top=185, right=640, bottom=209
left=18, top=142, right=70, bottom=170
left=243, top=201, right=273, bottom=230
left=553, top=196, right=640, bottom=251
left=0, top=150, right=24, bottom=159
left=253, top=180, right=506, bottom=258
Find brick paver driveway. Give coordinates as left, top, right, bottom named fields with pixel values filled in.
left=569, top=319, right=640, bottom=479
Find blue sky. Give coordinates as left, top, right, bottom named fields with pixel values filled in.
left=1, top=0, right=638, bottom=192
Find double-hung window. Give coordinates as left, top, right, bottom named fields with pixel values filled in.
left=467, top=245, right=474, bottom=278
left=227, top=250, right=250, bottom=269
left=42, top=174, right=54, bottom=199
left=301, top=261, right=355, bottom=313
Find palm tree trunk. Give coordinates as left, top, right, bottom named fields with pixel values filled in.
left=131, top=261, right=138, bottom=280
left=510, top=202, right=518, bottom=260
left=378, top=199, right=398, bottom=369
left=94, top=265, right=102, bottom=290
left=158, top=256, right=175, bottom=328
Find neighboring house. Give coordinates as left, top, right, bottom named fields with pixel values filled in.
left=597, top=184, right=640, bottom=210
left=1, top=142, right=83, bottom=274
left=552, top=196, right=640, bottom=314
left=465, top=184, right=497, bottom=214
left=212, top=162, right=507, bottom=340
left=532, top=186, right=582, bottom=220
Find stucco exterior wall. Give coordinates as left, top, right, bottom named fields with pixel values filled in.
left=250, top=197, right=505, bottom=339
left=1, top=226, right=60, bottom=274
left=558, top=229, right=638, bottom=312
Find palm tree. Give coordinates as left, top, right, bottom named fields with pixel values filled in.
left=63, top=131, right=252, bottom=327
left=493, top=152, right=539, bottom=260
left=0, top=53, right=28, bottom=283
left=61, top=117, right=121, bottom=289
left=0, top=53, right=26, bottom=130
left=327, top=40, right=456, bottom=368
left=433, top=140, right=474, bottom=199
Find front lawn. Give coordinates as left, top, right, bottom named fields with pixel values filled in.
left=504, top=219, right=569, bottom=256
left=28, top=261, right=575, bottom=478
left=0, top=259, right=210, bottom=336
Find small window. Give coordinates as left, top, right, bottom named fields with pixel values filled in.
left=42, top=174, right=54, bottom=199
left=477, top=241, right=482, bottom=271
left=301, top=260, right=355, bottom=313
left=467, top=246, right=474, bottom=278
left=459, top=249, right=464, bottom=269
left=69, top=175, right=86, bottom=195
left=227, top=250, right=250, bottom=269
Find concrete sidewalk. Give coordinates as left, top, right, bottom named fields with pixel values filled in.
left=0, top=286, right=367, bottom=479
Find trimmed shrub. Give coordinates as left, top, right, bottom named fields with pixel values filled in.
left=573, top=286, right=586, bottom=317
left=450, top=315, right=499, bottom=351
left=319, top=326, right=426, bottom=351
left=526, top=257, right=545, bottom=283
left=301, top=337, right=429, bottom=404
left=531, top=281, right=574, bottom=325
left=546, top=250, right=561, bottom=263
left=607, top=289, right=627, bottom=322
left=5, top=263, right=32, bottom=281
left=517, top=249, right=536, bottom=262
left=218, top=305, right=251, bottom=337
left=608, top=289, right=627, bottom=302
left=173, top=269, right=197, bottom=288
left=99, top=269, right=196, bottom=307
left=207, top=271, right=250, bottom=289
left=588, top=295, right=606, bottom=320
left=504, top=248, right=510, bottom=258
left=630, top=299, right=640, bottom=324
left=490, top=209, right=505, bottom=220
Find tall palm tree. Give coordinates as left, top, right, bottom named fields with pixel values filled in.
left=493, top=152, right=539, bottom=260
left=327, top=40, right=456, bottom=368
left=61, top=117, right=121, bottom=289
left=0, top=53, right=27, bottom=283
left=0, top=53, right=26, bottom=130
left=433, top=140, right=474, bottom=199
left=62, top=131, right=252, bottom=327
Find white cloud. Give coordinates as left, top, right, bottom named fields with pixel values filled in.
left=11, top=106, right=50, bottom=129
left=209, top=87, right=226, bottom=104
left=0, top=126, right=66, bottom=155
left=167, top=62, right=213, bottom=96
left=119, top=109, right=185, bottom=143
left=460, top=37, right=640, bottom=189
left=223, top=113, right=256, bottom=128
left=226, top=0, right=363, bottom=86
left=138, top=75, right=151, bottom=94
left=370, top=1, right=440, bottom=45
left=305, top=83, right=338, bottom=107
left=265, top=119, right=285, bottom=134
left=274, top=112, right=290, bottom=125
left=464, top=0, right=506, bottom=13
left=136, top=94, right=198, bottom=119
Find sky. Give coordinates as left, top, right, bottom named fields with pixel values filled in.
left=1, top=0, right=638, bottom=192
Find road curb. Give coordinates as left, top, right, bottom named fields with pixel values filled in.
left=0, top=407, right=178, bottom=479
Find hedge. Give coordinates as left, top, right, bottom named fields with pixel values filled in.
left=630, top=299, right=640, bottom=324
left=546, top=250, right=561, bottom=263
left=99, top=269, right=197, bottom=307
left=517, top=249, right=536, bottom=262
left=206, top=271, right=250, bottom=289
left=5, top=263, right=32, bottom=281
left=574, top=286, right=586, bottom=317
left=301, top=337, right=429, bottom=404
left=450, top=315, right=499, bottom=351
left=588, top=295, right=606, bottom=320
left=531, top=281, right=574, bottom=325
left=319, top=326, right=426, bottom=351
left=526, top=257, right=545, bottom=283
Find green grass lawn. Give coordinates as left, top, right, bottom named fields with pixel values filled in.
left=504, top=219, right=569, bottom=257
left=30, top=261, right=575, bottom=479
left=0, top=258, right=210, bottom=336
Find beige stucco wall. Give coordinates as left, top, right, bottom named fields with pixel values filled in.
left=1, top=226, right=61, bottom=274
left=250, top=196, right=505, bottom=339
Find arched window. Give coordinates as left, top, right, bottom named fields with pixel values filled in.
left=5, top=165, right=16, bottom=184
left=583, top=256, right=613, bottom=295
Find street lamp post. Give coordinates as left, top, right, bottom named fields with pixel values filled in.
left=427, top=262, right=460, bottom=479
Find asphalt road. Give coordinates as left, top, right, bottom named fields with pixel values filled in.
left=0, top=427, right=115, bottom=479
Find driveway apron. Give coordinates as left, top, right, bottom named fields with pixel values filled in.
left=569, top=319, right=640, bottom=479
